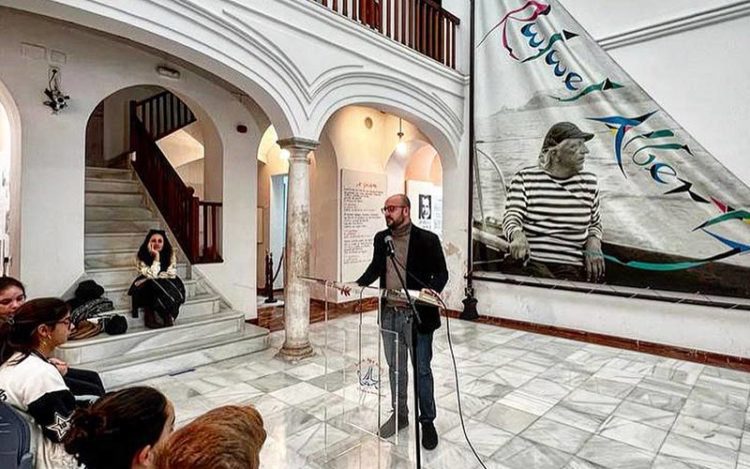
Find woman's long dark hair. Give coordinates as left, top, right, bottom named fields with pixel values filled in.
left=0, top=297, right=69, bottom=365
left=64, top=386, right=171, bottom=469
left=0, top=276, right=25, bottom=295
left=136, top=229, right=174, bottom=273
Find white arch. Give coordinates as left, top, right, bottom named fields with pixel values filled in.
left=0, top=78, right=22, bottom=277
left=4, top=0, right=299, bottom=139
left=307, top=72, right=462, bottom=167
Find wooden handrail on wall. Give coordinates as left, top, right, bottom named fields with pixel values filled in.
left=316, top=0, right=460, bottom=69
left=129, top=94, right=222, bottom=264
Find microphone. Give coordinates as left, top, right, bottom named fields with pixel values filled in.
left=384, top=235, right=395, bottom=257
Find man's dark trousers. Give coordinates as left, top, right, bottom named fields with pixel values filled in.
left=381, top=305, right=436, bottom=423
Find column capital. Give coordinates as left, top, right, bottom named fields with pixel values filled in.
left=277, top=137, right=319, bottom=153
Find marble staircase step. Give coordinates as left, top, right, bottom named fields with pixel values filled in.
left=106, top=295, right=223, bottom=330
left=56, top=311, right=245, bottom=366
left=85, top=264, right=188, bottom=287
left=96, top=324, right=269, bottom=389
left=85, top=232, right=149, bottom=251
left=103, top=278, right=205, bottom=310
left=85, top=249, right=138, bottom=269
left=85, top=191, right=144, bottom=207
left=85, top=249, right=186, bottom=269
left=86, top=205, right=155, bottom=221
left=85, top=167, right=134, bottom=180
left=85, top=220, right=161, bottom=234
left=85, top=178, right=140, bottom=194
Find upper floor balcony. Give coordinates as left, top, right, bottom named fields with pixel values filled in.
left=314, top=0, right=461, bottom=69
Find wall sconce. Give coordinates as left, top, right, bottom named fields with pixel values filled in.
left=396, top=117, right=407, bottom=155
left=43, top=67, right=70, bottom=114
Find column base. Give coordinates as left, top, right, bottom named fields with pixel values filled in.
left=276, top=342, right=315, bottom=362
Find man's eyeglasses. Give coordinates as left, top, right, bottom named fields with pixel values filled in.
left=381, top=205, right=406, bottom=214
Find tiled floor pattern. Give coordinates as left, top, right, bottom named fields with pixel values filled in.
left=132, top=312, right=750, bottom=468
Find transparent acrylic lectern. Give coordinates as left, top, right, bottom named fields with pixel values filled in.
left=301, top=277, right=408, bottom=467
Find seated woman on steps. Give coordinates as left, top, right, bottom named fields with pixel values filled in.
left=0, top=276, right=105, bottom=398
left=128, top=229, right=185, bottom=329
left=0, top=298, right=81, bottom=468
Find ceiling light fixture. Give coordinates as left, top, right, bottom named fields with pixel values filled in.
left=396, top=117, right=406, bottom=155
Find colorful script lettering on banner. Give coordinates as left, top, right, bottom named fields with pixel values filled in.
left=472, top=0, right=750, bottom=296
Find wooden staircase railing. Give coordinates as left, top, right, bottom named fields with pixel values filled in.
left=133, top=90, right=196, bottom=141
left=129, top=94, right=222, bottom=264
left=316, top=0, right=460, bottom=69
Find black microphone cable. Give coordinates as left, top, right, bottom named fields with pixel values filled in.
left=391, top=255, right=489, bottom=469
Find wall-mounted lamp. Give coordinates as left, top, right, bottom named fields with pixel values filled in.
left=396, top=117, right=407, bottom=155
left=43, top=67, right=69, bottom=114
left=279, top=149, right=290, bottom=160
left=156, top=65, right=181, bottom=79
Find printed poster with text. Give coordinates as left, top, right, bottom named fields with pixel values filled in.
left=341, top=169, right=387, bottom=282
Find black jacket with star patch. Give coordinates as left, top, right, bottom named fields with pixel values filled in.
left=0, top=352, right=76, bottom=442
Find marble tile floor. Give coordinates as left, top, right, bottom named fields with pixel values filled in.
left=128, top=312, right=750, bottom=469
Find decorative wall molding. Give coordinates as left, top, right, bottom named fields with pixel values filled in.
left=598, top=0, right=750, bottom=50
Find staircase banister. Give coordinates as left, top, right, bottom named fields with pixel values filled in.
left=419, top=0, right=460, bottom=24
left=133, top=90, right=172, bottom=107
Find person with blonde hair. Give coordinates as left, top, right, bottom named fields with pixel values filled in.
left=153, top=404, right=266, bottom=469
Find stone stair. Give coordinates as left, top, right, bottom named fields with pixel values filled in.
left=57, top=167, right=268, bottom=389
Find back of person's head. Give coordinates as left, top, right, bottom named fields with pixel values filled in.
left=64, top=386, right=173, bottom=469
left=152, top=405, right=266, bottom=469
left=0, top=276, right=26, bottom=316
left=0, top=297, right=68, bottom=364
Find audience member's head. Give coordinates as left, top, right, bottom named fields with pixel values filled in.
left=0, top=297, right=71, bottom=364
left=153, top=405, right=266, bottom=469
left=64, top=386, right=174, bottom=469
left=0, top=276, right=26, bottom=316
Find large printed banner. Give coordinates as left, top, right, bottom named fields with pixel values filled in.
left=472, top=0, right=750, bottom=299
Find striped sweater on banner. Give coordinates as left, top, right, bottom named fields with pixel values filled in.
left=502, top=166, right=603, bottom=266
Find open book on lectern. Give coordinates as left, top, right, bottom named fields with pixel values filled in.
left=298, top=275, right=442, bottom=308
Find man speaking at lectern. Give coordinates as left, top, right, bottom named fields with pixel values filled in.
left=346, top=193, right=448, bottom=450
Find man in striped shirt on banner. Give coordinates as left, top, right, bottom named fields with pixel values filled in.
left=502, top=122, right=605, bottom=282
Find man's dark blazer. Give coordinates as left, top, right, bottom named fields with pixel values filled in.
left=356, top=224, right=449, bottom=333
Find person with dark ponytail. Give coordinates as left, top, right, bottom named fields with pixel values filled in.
left=0, top=298, right=79, bottom=468
left=64, top=386, right=175, bottom=469
left=0, top=276, right=105, bottom=398
left=128, top=229, right=185, bottom=329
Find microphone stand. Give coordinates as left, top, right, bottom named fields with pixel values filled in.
left=385, top=244, right=423, bottom=469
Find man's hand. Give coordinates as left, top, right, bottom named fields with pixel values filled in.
left=509, top=231, right=530, bottom=260
left=339, top=284, right=353, bottom=297
left=584, top=237, right=605, bottom=282
left=48, top=357, right=69, bottom=376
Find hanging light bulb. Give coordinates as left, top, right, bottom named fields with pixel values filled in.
left=396, top=118, right=406, bottom=155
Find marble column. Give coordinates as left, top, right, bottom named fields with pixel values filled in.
left=276, top=137, right=318, bottom=361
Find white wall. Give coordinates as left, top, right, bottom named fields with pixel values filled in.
left=0, top=10, right=262, bottom=312
left=475, top=280, right=750, bottom=359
